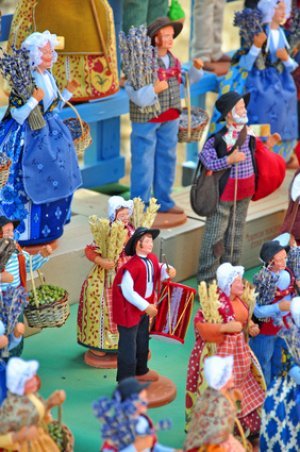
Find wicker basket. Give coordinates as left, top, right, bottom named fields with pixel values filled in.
left=63, top=100, right=92, bottom=159
left=48, top=406, right=74, bottom=452
left=0, top=159, right=11, bottom=189
left=24, top=259, right=70, bottom=328
left=178, top=74, right=209, bottom=143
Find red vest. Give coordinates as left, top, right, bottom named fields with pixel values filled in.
left=112, top=253, right=160, bottom=327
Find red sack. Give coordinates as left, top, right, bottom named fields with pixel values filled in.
left=252, top=139, right=286, bottom=201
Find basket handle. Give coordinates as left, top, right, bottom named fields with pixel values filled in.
left=184, top=72, right=192, bottom=141
left=29, top=255, right=40, bottom=309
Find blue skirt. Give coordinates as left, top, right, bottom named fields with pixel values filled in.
left=0, top=112, right=82, bottom=245
left=260, top=375, right=300, bottom=451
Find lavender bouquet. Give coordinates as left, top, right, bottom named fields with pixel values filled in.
left=288, top=8, right=300, bottom=52
left=119, top=25, right=161, bottom=116
left=0, top=286, right=28, bottom=358
left=234, top=8, right=264, bottom=49
left=0, top=46, right=45, bottom=130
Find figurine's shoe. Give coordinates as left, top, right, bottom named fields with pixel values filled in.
left=164, top=205, right=184, bottom=214
left=136, top=369, right=159, bottom=382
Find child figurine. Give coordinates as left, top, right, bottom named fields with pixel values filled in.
left=260, top=297, right=300, bottom=451
left=186, top=263, right=265, bottom=435
left=211, top=0, right=298, bottom=162
left=95, top=376, right=179, bottom=452
left=184, top=355, right=246, bottom=452
left=0, top=31, right=82, bottom=245
left=125, top=17, right=203, bottom=214
left=250, top=239, right=298, bottom=387
left=77, top=196, right=135, bottom=367
left=0, top=357, right=68, bottom=451
left=112, top=227, right=176, bottom=382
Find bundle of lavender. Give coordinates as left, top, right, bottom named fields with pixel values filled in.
left=0, top=46, right=45, bottom=130
left=119, top=25, right=160, bottom=117
left=233, top=8, right=263, bottom=49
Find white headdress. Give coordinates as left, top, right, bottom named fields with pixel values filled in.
left=216, top=263, right=244, bottom=297
left=257, top=0, right=291, bottom=24
left=6, top=357, right=39, bottom=396
left=21, top=31, right=58, bottom=68
left=108, top=196, right=134, bottom=222
left=204, top=355, right=234, bottom=390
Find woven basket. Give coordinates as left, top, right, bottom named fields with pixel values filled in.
left=0, top=160, right=11, bottom=189
left=24, top=259, right=70, bottom=328
left=48, top=406, right=74, bottom=452
left=178, top=74, right=209, bottom=143
left=63, top=100, right=92, bottom=159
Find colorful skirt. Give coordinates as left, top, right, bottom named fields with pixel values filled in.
left=260, top=375, right=300, bottom=451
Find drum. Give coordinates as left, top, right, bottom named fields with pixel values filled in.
left=150, top=280, right=196, bottom=344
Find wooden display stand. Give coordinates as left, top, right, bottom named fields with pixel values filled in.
left=152, top=212, right=187, bottom=229
left=84, top=350, right=117, bottom=369
left=146, top=375, right=177, bottom=408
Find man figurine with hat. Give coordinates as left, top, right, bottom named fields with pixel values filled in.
left=125, top=17, right=203, bottom=214
left=0, top=216, right=52, bottom=356
left=98, top=377, right=178, bottom=451
left=197, top=90, right=257, bottom=284
left=250, top=239, right=300, bottom=387
left=112, top=227, right=176, bottom=382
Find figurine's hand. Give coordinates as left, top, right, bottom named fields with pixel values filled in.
left=193, top=58, right=204, bottom=70
left=1, top=271, right=14, bottom=283
left=248, top=320, right=259, bottom=337
left=253, top=32, right=267, bottom=48
left=167, top=266, right=176, bottom=279
left=0, top=335, right=9, bottom=349
left=47, top=389, right=66, bottom=408
left=14, top=322, right=25, bottom=338
left=66, top=79, right=80, bottom=93
left=134, top=435, right=154, bottom=451
left=95, top=256, right=115, bottom=270
left=279, top=300, right=291, bottom=311
left=145, top=304, right=158, bottom=318
left=13, top=426, right=39, bottom=443
left=220, top=320, right=243, bottom=333
left=227, top=149, right=246, bottom=165
left=40, top=245, right=53, bottom=258
left=32, top=87, right=45, bottom=102
left=265, top=132, right=281, bottom=149
left=154, top=80, right=169, bottom=94
left=276, top=48, right=289, bottom=62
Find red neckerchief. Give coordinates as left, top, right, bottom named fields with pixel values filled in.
left=157, top=52, right=181, bottom=84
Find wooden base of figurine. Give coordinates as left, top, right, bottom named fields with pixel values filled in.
left=152, top=212, right=187, bottom=229
left=147, top=375, right=177, bottom=408
left=84, top=350, right=118, bottom=368
left=23, top=239, right=59, bottom=255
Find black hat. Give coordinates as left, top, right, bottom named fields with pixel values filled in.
left=113, top=377, right=150, bottom=401
left=0, top=216, right=20, bottom=230
left=147, top=17, right=183, bottom=45
left=260, top=240, right=290, bottom=264
left=125, top=227, right=160, bottom=256
left=216, top=91, right=251, bottom=122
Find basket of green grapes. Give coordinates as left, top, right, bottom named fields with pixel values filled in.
left=25, top=282, right=70, bottom=328
left=48, top=406, right=74, bottom=451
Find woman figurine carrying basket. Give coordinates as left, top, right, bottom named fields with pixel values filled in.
left=0, top=31, right=82, bottom=246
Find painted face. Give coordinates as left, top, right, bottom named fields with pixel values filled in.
left=38, top=41, right=54, bottom=70
left=23, top=374, right=39, bottom=395
left=154, top=26, right=174, bottom=51
left=230, top=275, right=244, bottom=298
left=136, top=234, right=153, bottom=256
left=269, top=249, right=287, bottom=272
left=1, top=222, right=14, bottom=239
left=115, top=207, right=130, bottom=226
left=272, top=1, right=287, bottom=25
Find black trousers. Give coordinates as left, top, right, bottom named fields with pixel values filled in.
left=117, top=314, right=149, bottom=381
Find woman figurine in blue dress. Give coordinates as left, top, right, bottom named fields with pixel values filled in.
left=211, top=0, right=298, bottom=162
left=0, top=31, right=82, bottom=245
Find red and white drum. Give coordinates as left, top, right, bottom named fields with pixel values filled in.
left=150, top=280, right=196, bottom=344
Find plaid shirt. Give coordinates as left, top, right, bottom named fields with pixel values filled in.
left=199, top=135, right=255, bottom=179
left=129, top=52, right=182, bottom=123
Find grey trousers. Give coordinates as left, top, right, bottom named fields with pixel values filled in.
left=197, top=197, right=251, bottom=283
